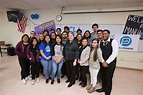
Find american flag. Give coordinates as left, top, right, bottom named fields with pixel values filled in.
left=17, top=15, right=28, bottom=33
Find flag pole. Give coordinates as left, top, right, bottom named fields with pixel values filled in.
left=27, top=18, right=36, bottom=25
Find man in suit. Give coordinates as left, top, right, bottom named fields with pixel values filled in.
left=96, top=29, right=118, bottom=95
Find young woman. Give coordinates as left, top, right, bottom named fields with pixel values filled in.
left=76, top=34, right=83, bottom=47
left=51, top=35, right=64, bottom=84
left=38, top=33, right=44, bottom=44
left=64, top=32, right=79, bottom=88
left=83, top=30, right=91, bottom=46
left=15, top=34, right=30, bottom=84
left=27, top=37, right=40, bottom=85
left=39, top=35, right=52, bottom=83
left=50, top=32, right=56, bottom=48
left=43, top=30, right=49, bottom=37
left=86, top=39, right=103, bottom=93
left=76, top=29, right=82, bottom=35
left=75, top=34, right=83, bottom=80
left=78, top=38, right=90, bottom=87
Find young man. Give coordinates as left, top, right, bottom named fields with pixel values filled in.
left=97, top=30, right=103, bottom=41
left=61, top=31, right=68, bottom=78
left=29, top=31, right=36, bottom=42
left=56, top=28, right=62, bottom=35
left=64, top=26, right=70, bottom=34
left=91, top=23, right=99, bottom=40
left=30, top=31, right=36, bottom=38
left=97, top=29, right=103, bottom=83
left=62, top=31, right=68, bottom=45
left=96, top=29, right=118, bottom=95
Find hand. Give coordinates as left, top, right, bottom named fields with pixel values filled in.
left=73, top=61, right=77, bottom=66
left=29, top=58, right=31, bottom=60
left=55, top=59, right=59, bottom=64
left=102, top=62, right=108, bottom=67
left=46, top=56, right=51, bottom=60
left=57, top=59, right=61, bottom=64
left=78, top=60, right=80, bottom=64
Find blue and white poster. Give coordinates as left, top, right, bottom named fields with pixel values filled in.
left=115, top=34, right=140, bottom=51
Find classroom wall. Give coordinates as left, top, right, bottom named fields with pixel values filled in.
left=0, top=8, right=143, bottom=70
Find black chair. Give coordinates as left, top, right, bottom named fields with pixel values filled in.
left=0, top=47, right=2, bottom=57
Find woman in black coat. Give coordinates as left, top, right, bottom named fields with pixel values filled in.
left=64, top=32, right=79, bottom=88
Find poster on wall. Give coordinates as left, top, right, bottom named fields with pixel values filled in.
left=56, top=24, right=124, bottom=37
left=122, top=15, right=143, bottom=40
left=34, top=20, right=56, bottom=37
left=115, top=34, right=140, bottom=51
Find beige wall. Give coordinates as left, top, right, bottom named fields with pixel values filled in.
left=0, top=8, right=143, bottom=70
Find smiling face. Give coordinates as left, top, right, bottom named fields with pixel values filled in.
left=68, top=33, right=74, bottom=41
left=56, top=36, right=62, bottom=44
left=43, top=31, right=48, bottom=36
left=97, top=31, right=103, bottom=39
left=92, top=40, right=98, bottom=48
left=39, top=34, right=44, bottom=41
left=103, top=31, right=110, bottom=41
left=77, top=34, right=82, bottom=41
left=51, top=33, right=56, bottom=39
left=85, top=31, right=90, bottom=38
left=82, top=39, right=88, bottom=47
left=22, top=35, right=29, bottom=43
left=32, top=39, right=37, bottom=46
left=45, top=36, right=50, bottom=43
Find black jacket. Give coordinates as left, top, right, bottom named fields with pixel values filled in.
left=64, top=39, right=79, bottom=60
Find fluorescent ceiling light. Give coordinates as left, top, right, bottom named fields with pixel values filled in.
left=62, top=7, right=143, bottom=14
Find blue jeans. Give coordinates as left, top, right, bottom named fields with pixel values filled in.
left=52, top=58, right=64, bottom=80
left=41, top=59, right=52, bottom=80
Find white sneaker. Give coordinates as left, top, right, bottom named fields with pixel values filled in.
left=25, top=77, right=29, bottom=81
left=31, top=80, right=35, bottom=85
left=28, top=76, right=32, bottom=80
left=21, top=79, right=26, bottom=84
left=36, top=78, right=40, bottom=83
left=25, top=76, right=32, bottom=81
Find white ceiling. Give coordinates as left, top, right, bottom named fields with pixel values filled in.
left=0, top=0, right=143, bottom=11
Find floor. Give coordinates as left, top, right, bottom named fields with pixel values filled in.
left=0, top=54, right=143, bottom=95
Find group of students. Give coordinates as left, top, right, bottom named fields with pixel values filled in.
left=15, top=23, right=118, bottom=95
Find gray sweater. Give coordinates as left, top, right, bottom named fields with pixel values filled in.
left=89, top=48, right=102, bottom=69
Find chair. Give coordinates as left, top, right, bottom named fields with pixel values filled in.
left=0, top=41, right=11, bottom=57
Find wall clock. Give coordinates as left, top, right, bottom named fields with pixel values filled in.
left=56, top=15, right=62, bottom=22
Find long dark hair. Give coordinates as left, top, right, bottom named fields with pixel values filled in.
left=50, top=32, right=56, bottom=40
left=43, top=35, right=50, bottom=47
left=91, top=38, right=99, bottom=61
left=43, top=30, right=49, bottom=36
left=29, top=37, right=39, bottom=51
left=56, top=35, right=63, bottom=45
left=76, top=34, right=83, bottom=42
left=81, top=38, right=88, bottom=46
left=83, top=30, right=91, bottom=39
left=55, top=35, right=64, bottom=51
